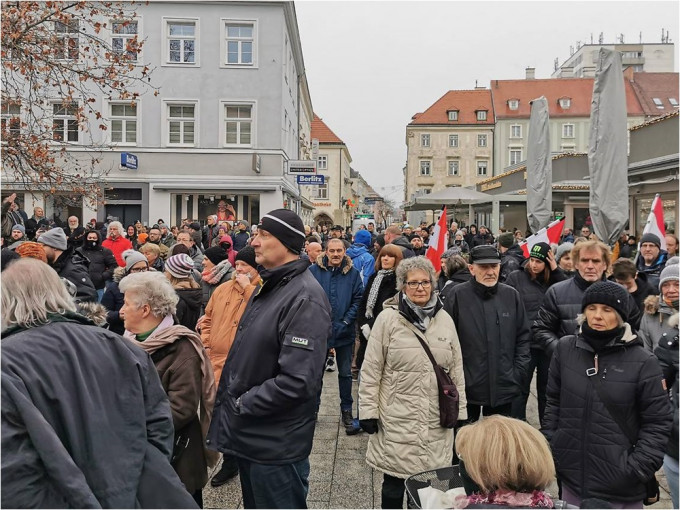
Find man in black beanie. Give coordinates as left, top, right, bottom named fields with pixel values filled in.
left=207, top=209, right=332, bottom=509
left=636, top=232, right=669, bottom=291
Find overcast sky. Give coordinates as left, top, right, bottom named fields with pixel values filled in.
left=295, top=1, right=679, bottom=204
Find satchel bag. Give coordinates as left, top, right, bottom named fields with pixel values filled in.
left=590, top=375, right=660, bottom=505
left=409, top=325, right=460, bottom=428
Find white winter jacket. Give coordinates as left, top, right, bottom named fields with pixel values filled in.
left=359, top=296, right=467, bottom=479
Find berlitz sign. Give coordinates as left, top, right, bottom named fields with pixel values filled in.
left=287, top=160, right=316, bottom=174
left=121, top=152, right=138, bottom=170
left=297, top=175, right=325, bottom=185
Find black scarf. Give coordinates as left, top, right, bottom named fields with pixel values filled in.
left=581, top=322, right=625, bottom=352
left=470, top=278, right=498, bottom=299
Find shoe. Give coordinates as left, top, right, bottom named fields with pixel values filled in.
left=341, top=410, right=354, bottom=428
left=210, top=459, right=239, bottom=487
left=345, top=423, right=363, bottom=435
left=325, top=356, right=336, bottom=372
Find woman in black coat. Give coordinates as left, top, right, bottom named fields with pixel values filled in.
left=82, top=229, right=118, bottom=302
left=356, top=244, right=403, bottom=371
left=505, top=243, right=565, bottom=424
left=543, top=281, right=672, bottom=507
left=438, top=253, right=471, bottom=293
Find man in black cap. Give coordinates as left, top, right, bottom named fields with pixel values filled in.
left=636, top=233, right=669, bottom=291
left=188, top=221, right=204, bottom=251
left=330, top=224, right=350, bottom=249
left=497, top=231, right=525, bottom=283
left=207, top=209, right=332, bottom=509
left=442, top=245, right=531, bottom=422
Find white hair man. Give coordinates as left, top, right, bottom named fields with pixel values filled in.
left=102, top=220, right=133, bottom=267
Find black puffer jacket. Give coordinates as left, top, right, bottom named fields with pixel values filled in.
left=207, top=259, right=332, bottom=464
left=442, top=279, right=531, bottom=407
left=51, top=246, right=98, bottom=303
left=391, top=236, right=416, bottom=259
left=543, top=326, right=672, bottom=502
left=174, top=285, right=202, bottom=331
left=654, top=312, right=679, bottom=460
left=101, top=267, right=127, bottom=335
left=533, top=273, right=641, bottom=355
left=81, top=230, right=118, bottom=290
left=471, top=232, right=494, bottom=247
left=499, top=245, right=525, bottom=283
left=439, top=269, right=472, bottom=294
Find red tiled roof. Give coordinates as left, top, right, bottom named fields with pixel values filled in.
left=408, top=89, right=494, bottom=125
left=629, top=72, right=680, bottom=116
left=311, top=114, right=344, bottom=144
left=490, top=77, right=644, bottom=118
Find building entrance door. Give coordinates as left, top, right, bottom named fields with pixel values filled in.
left=105, top=204, right=142, bottom=227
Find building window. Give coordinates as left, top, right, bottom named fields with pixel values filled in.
left=111, top=20, right=139, bottom=61
left=448, top=110, right=458, bottom=121
left=1, top=100, right=21, bottom=138
left=509, top=149, right=522, bottom=165
left=559, top=97, right=571, bottom=109
left=223, top=22, right=255, bottom=65
left=52, top=102, right=79, bottom=142
left=669, top=98, right=678, bottom=107
left=476, top=110, right=488, bottom=121
left=562, top=123, right=574, bottom=138
left=653, top=98, right=664, bottom=109
left=110, top=103, right=137, bottom=144
left=508, top=99, right=519, bottom=110
left=167, top=103, right=195, bottom=146
left=477, top=134, right=487, bottom=147
left=165, top=20, right=197, bottom=64
left=317, top=155, right=327, bottom=170
left=476, top=160, right=488, bottom=176
left=420, top=160, right=431, bottom=176
left=54, top=20, right=79, bottom=60
left=312, top=183, right=328, bottom=200
left=421, top=134, right=430, bottom=147
left=448, top=160, right=459, bottom=176
left=224, top=104, right=252, bottom=146
left=449, top=134, right=459, bottom=147
left=510, top=124, right=522, bottom=138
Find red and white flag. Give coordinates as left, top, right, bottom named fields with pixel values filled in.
left=426, top=206, right=448, bottom=272
left=642, top=194, right=667, bottom=251
left=519, top=218, right=565, bottom=258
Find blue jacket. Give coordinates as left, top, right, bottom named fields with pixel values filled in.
left=309, top=255, right=363, bottom=348
left=346, top=243, right=375, bottom=287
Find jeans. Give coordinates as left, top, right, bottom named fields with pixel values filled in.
left=511, top=348, right=550, bottom=424
left=335, top=343, right=354, bottom=412
left=237, top=457, right=310, bottom=509
left=664, top=455, right=679, bottom=509
left=96, top=288, right=105, bottom=303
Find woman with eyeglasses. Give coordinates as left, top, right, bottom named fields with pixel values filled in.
left=359, top=256, right=467, bottom=509
left=101, top=249, right=149, bottom=335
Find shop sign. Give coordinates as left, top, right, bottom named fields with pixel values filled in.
left=313, top=202, right=332, bottom=207
left=297, top=175, right=325, bottom=185
left=121, top=152, right=138, bottom=170
left=288, top=160, right=316, bottom=174
left=481, top=181, right=502, bottom=191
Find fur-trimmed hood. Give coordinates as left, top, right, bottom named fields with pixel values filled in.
left=112, top=265, right=157, bottom=283
left=643, top=294, right=677, bottom=317
left=313, top=254, right=354, bottom=274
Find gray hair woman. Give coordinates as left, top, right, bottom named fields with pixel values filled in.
left=359, top=256, right=468, bottom=509
left=119, top=271, right=217, bottom=507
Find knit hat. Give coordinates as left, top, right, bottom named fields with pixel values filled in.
left=354, top=229, right=372, bottom=247
left=556, top=242, right=574, bottom=263
left=235, top=245, right=257, bottom=268
left=15, top=242, right=47, bottom=263
left=582, top=281, right=631, bottom=322
left=37, top=227, right=68, bottom=250
left=165, top=253, right=195, bottom=278
left=137, top=233, right=148, bottom=244
left=204, top=246, right=228, bottom=265
left=442, top=247, right=462, bottom=259
left=640, top=233, right=661, bottom=248
left=529, top=242, right=551, bottom=262
left=498, top=232, right=515, bottom=248
left=257, top=209, right=306, bottom=255
left=666, top=256, right=679, bottom=267
left=189, top=222, right=202, bottom=231
left=1, top=248, right=20, bottom=271
left=11, top=224, right=25, bottom=234
left=123, top=249, right=148, bottom=273
left=659, top=263, right=679, bottom=290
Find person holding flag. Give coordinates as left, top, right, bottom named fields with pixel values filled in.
left=635, top=195, right=668, bottom=291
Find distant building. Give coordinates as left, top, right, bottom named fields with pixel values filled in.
left=627, top=70, right=680, bottom=119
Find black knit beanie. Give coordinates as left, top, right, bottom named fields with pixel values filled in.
left=204, top=246, right=228, bottom=265
left=582, top=280, right=630, bottom=322
left=258, top=209, right=305, bottom=254
left=640, top=233, right=661, bottom=248
left=529, top=242, right=551, bottom=262
left=235, top=245, right=257, bottom=268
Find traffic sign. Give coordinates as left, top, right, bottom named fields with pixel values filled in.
left=297, top=175, right=325, bottom=185
left=288, top=160, right=316, bottom=174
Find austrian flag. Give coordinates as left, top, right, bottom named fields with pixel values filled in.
left=426, top=206, right=448, bottom=272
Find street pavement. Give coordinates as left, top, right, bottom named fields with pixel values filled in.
left=205, top=371, right=673, bottom=509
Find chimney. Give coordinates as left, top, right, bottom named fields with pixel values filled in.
left=525, top=67, right=536, bottom=80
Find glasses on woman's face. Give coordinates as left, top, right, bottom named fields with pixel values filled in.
left=128, top=266, right=148, bottom=273
left=405, top=280, right=431, bottom=289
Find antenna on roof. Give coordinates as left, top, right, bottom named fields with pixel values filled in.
left=554, top=57, right=559, bottom=72
left=570, top=45, right=574, bottom=55
left=639, top=31, right=642, bottom=43
left=475, top=79, right=478, bottom=88
left=590, top=33, right=594, bottom=44
left=599, top=32, right=604, bottom=44
left=662, top=28, right=665, bottom=43
left=619, top=33, right=625, bottom=43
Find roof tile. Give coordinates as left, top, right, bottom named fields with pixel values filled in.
left=629, top=72, right=680, bottom=116
left=311, top=114, right=344, bottom=144
left=408, top=89, right=494, bottom=125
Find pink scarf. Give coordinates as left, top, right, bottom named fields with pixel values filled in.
left=465, top=490, right=554, bottom=508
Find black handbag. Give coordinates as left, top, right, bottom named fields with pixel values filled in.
left=590, top=374, right=660, bottom=505
left=409, top=325, right=460, bottom=428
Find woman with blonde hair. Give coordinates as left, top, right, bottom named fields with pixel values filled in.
left=455, top=415, right=556, bottom=508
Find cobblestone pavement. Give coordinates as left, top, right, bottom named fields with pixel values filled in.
left=205, top=371, right=673, bottom=509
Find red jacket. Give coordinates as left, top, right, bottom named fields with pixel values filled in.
left=103, top=236, right=133, bottom=267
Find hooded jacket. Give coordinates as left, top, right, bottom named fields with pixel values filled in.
left=636, top=250, right=669, bottom=291
left=81, top=230, right=118, bottom=289
left=173, top=281, right=202, bottom=331
left=390, top=235, right=416, bottom=259
left=232, top=228, right=251, bottom=252
left=1, top=313, right=197, bottom=509
left=543, top=324, right=672, bottom=502
left=101, top=266, right=127, bottom=335
left=442, top=279, right=531, bottom=407
left=359, top=295, right=467, bottom=479
left=499, top=244, right=525, bottom=283
left=309, top=254, right=364, bottom=349
left=639, top=295, right=679, bottom=353
left=207, top=259, right=332, bottom=464
left=346, top=243, right=375, bottom=287
left=50, top=246, right=98, bottom=303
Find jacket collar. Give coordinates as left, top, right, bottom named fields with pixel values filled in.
left=2, top=311, right=94, bottom=338
left=314, top=254, right=353, bottom=274
left=256, top=258, right=309, bottom=298
left=575, top=322, right=639, bottom=352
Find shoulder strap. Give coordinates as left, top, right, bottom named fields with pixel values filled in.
left=590, top=375, right=637, bottom=444
left=400, top=317, right=440, bottom=372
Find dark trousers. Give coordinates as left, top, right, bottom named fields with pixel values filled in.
left=335, top=343, right=354, bottom=411
left=466, top=402, right=513, bottom=422
left=237, top=457, right=310, bottom=509
left=192, top=489, right=203, bottom=508
left=382, top=474, right=406, bottom=509
left=511, top=348, right=550, bottom=424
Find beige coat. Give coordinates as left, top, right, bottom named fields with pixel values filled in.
left=359, top=296, right=467, bottom=479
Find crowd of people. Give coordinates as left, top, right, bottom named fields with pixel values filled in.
left=1, top=197, right=678, bottom=510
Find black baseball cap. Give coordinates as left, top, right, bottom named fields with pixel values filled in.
left=470, top=245, right=501, bottom=264
left=331, top=225, right=343, bottom=231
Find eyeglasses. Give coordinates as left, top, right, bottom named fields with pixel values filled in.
left=405, top=280, right=431, bottom=289
left=128, top=266, right=148, bottom=273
